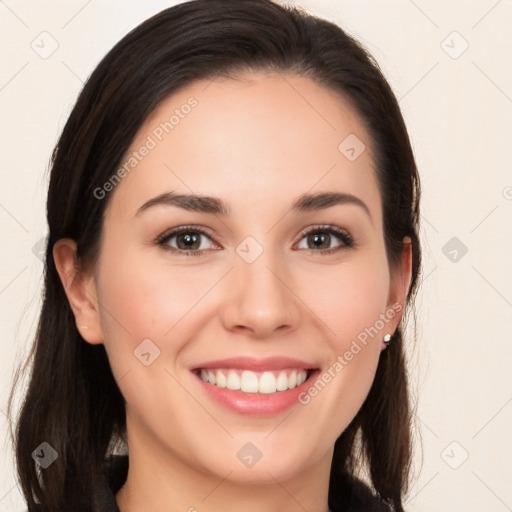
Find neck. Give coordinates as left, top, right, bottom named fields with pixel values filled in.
left=115, top=423, right=336, bottom=512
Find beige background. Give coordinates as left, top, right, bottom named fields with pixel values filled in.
left=1, top=1, right=511, bottom=510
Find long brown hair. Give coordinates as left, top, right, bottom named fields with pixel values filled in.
left=8, top=1, right=421, bottom=510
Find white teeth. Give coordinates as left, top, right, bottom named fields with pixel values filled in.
left=226, top=371, right=241, bottom=390
left=276, top=371, right=288, bottom=391
left=198, top=368, right=309, bottom=394
left=258, top=372, right=276, bottom=394
left=240, top=371, right=259, bottom=393
left=288, top=370, right=297, bottom=388
left=216, top=370, right=227, bottom=388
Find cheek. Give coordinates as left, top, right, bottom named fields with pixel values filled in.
left=301, top=251, right=391, bottom=344
left=94, top=251, right=210, bottom=431
left=97, top=249, right=217, bottom=344
left=94, top=246, right=211, bottom=395
left=94, top=246, right=237, bottom=419
left=294, top=251, right=390, bottom=433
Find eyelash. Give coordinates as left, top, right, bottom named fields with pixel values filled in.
left=155, top=224, right=355, bottom=257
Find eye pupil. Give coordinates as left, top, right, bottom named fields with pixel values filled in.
left=178, top=232, right=200, bottom=250
left=309, top=232, right=329, bottom=249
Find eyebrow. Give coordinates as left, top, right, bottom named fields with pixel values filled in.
left=135, top=190, right=371, bottom=221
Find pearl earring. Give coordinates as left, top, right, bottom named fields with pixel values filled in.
left=383, top=333, right=392, bottom=346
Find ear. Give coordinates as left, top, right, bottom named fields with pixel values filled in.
left=53, top=238, right=104, bottom=345
left=383, top=236, right=413, bottom=348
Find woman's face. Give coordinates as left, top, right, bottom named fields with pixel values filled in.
left=69, top=71, right=411, bottom=483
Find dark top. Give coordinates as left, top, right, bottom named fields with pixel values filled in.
left=100, top=455, right=393, bottom=512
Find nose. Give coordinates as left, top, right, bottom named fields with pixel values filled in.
left=219, top=247, right=302, bottom=339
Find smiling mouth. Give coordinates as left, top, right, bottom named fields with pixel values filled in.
left=193, top=368, right=316, bottom=394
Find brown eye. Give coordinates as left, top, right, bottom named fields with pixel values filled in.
left=175, top=232, right=202, bottom=250
left=306, top=232, right=333, bottom=250
left=157, top=226, right=220, bottom=255
left=295, top=226, right=354, bottom=254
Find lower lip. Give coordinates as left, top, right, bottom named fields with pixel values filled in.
left=192, top=370, right=320, bottom=416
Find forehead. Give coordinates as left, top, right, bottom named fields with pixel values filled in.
left=104, top=70, right=381, bottom=222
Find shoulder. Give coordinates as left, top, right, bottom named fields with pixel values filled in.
left=347, top=476, right=393, bottom=511
left=103, top=454, right=129, bottom=493
left=100, top=454, right=129, bottom=512
left=330, top=473, right=393, bottom=512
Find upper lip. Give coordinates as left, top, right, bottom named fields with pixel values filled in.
left=191, top=356, right=318, bottom=372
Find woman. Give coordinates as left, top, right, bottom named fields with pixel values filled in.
left=8, top=0, right=421, bottom=511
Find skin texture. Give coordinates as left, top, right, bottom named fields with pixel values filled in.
left=54, top=70, right=412, bottom=512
